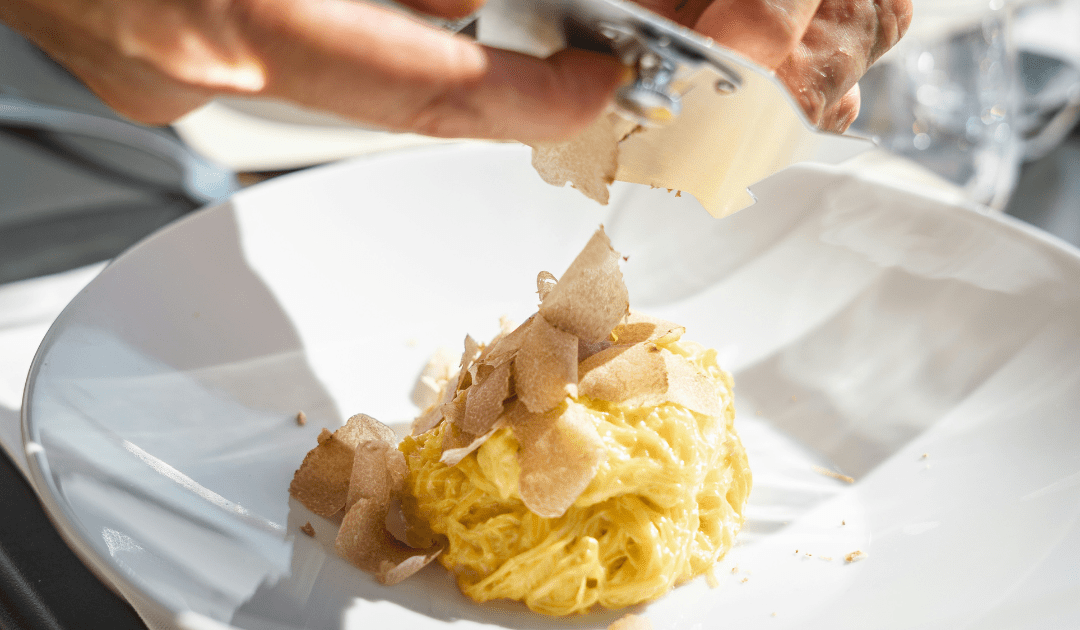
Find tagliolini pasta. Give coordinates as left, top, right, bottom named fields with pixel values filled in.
left=400, top=338, right=751, bottom=616
left=288, top=227, right=752, bottom=618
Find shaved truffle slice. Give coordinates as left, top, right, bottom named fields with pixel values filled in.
left=441, top=388, right=468, bottom=427
left=345, top=440, right=407, bottom=511
left=328, top=415, right=442, bottom=585
left=482, top=314, right=534, bottom=368
left=289, top=428, right=353, bottom=516
left=289, top=428, right=359, bottom=517
left=478, top=316, right=517, bottom=363
left=536, top=271, right=558, bottom=302
left=515, top=315, right=580, bottom=413
left=529, top=114, right=620, bottom=204
left=539, top=227, right=629, bottom=343
left=289, top=414, right=400, bottom=517
left=412, top=338, right=483, bottom=436
left=510, top=400, right=604, bottom=518
left=579, top=344, right=724, bottom=417
left=578, top=343, right=667, bottom=405
left=440, top=419, right=507, bottom=466
left=335, top=497, right=442, bottom=585
left=613, top=311, right=685, bottom=345
left=335, top=413, right=396, bottom=449
left=577, top=337, right=613, bottom=362
left=378, top=548, right=443, bottom=585
left=455, top=335, right=483, bottom=392
left=461, top=359, right=513, bottom=435
left=412, top=403, right=445, bottom=436
left=661, top=352, right=725, bottom=417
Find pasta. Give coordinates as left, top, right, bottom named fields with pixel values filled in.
left=400, top=338, right=751, bottom=615
left=288, top=227, right=752, bottom=614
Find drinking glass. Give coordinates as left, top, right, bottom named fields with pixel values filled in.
left=854, top=0, right=1023, bottom=210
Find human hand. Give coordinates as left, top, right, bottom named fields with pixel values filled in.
left=1, top=0, right=910, bottom=140
left=634, top=0, right=913, bottom=132
left=0, top=0, right=625, bottom=141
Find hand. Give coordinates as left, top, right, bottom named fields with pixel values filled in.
left=635, top=0, right=914, bottom=132
left=1, top=0, right=910, bottom=139
left=0, top=0, right=624, bottom=141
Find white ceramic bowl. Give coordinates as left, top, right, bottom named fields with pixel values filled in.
left=23, top=143, right=1080, bottom=630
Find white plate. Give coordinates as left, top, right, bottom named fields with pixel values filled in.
left=23, top=143, right=1080, bottom=630
left=171, top=98, right=455, bottom=172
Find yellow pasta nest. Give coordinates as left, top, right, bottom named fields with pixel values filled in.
left=400, top=339, right=751, bottom=616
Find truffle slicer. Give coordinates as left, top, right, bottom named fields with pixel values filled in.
left=473, top=0, right=875, bottom=217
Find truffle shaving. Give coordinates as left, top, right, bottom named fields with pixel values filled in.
left=289, top=424, right=363, bottom=517
left=536, top=271, right=558, bottom=302
left=461, top=359, right=513, bottom=435
left=335, top=497, right=442, bottom=585
left=578, top=344, right=724, bottom=417
left=661, top=353, right=725, bottom=417
left=441, top=388, right=468, bottom=427
left=301, top=413, right=443, bottom=585
left=512, top=400, right=604, bottom=518
left=455, top=335, right=482, bottom=392
left=515, top=315, right=580, bottom=413
left=482, top=314, right=534, bottom=368
left=577, top=337, right=613, bottom=362
left=578, top=343, right=667, bottom=405
left=440, top=419, right=507, bottom=466
left=345, top=440, right=406, bottom=512
left=377, top=548, right=443, bottom=585
left=538, top=228, right=629, bottom=343
left=411, top=402, right=444, bottom=437
left=613, top=311, right=685, bottom=345
left=528, top=114, right=620, bottom=205
left=336, top=413, right=397, bottom=449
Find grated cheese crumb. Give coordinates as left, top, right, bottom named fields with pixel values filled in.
left=845, top=550, right=867, bottom=563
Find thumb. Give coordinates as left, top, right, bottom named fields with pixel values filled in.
left=394, top=0, right=485, bottom=21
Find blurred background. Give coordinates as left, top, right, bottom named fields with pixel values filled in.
left=0, top=0, right=1078, bottom=628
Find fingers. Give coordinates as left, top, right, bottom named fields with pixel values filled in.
left=869, top=0, right=915, bottom=62
left=57, top=43, right=217, bottom=124
left=241, top=0, right=624, bottom=140
left=393, top=0, right=485, bottom=20
left=693, top=0, right=824, bottom=69
left=406, top=47, right=627, bottom=140
left=685, top=0, right=911, bottom=131
left=0, top=0, right=216, bottom=123
left=773, top=0, right=912, bottom=128
left=820, top=83, right=860, bottom=132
